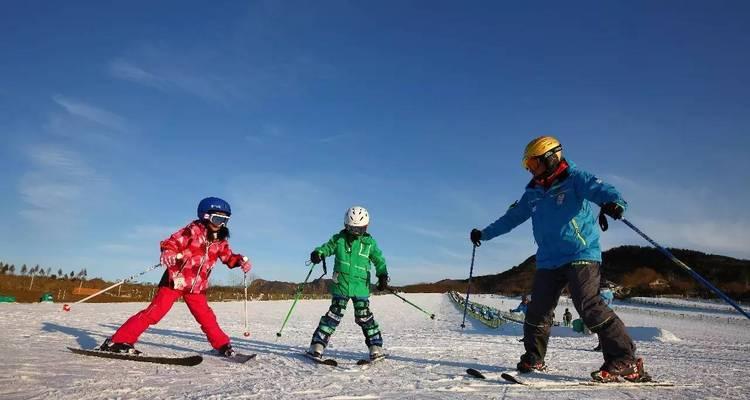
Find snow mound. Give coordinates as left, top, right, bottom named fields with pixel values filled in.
left=627, top=326, right=681, bottom=342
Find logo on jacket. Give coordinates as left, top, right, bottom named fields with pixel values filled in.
left=556, top=192, right=565, bottom=205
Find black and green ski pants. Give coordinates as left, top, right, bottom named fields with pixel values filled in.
left=310, top=296, right=383, bottom=348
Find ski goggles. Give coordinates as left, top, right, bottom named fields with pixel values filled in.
left=345, top=224, right=367, bottom=235
left=523, top=145, right=562, bottom=171
left=206, top=213, right=231, bottom=226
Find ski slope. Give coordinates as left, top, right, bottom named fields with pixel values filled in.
left=0, top=293, right=748, bottom=399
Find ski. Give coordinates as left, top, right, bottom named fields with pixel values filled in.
left=303, top=351, right=338, bottom=367
left=356, top=354, right=386, bottom=366
left=501, top=372, right=524, bottom=384
left=222, top=353, right=257, bottom=364
left=466, top=368, right=487, bottom=379
left=466, top=369, right=684, bottom=389
left=68, top=347, right=203, bottom=366
left=503, top=372, right=678, bottom=387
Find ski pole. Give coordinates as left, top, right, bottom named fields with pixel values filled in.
left=387, top=288, right=435, bottom=319
left=622, top=218, right=750, bottom=320
left=242, top=272, right=250, bottom=337
left=62, top=255, right=179, bottom=312
left=276, top=258, right=322, bottom=337
left=461, top=244, right=477, bottom=329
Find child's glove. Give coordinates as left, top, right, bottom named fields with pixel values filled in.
left=377, top=274, right=389, bottom=291
left=161, top=251, right=183, bottom=268
left=310, top=251, right=322, bottom=265
left=228, top=254, right=251, bottom=273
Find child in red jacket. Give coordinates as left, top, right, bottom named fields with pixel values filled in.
left=100, top=197, right=251, bottom=357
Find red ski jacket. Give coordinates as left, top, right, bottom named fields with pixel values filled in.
left=159, top=221, right=239, bottom=293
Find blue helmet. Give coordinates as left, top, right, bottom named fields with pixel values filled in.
left=197, top=197, right=231, bottom=220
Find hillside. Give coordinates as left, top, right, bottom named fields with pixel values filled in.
left=2, top=245, right=749, bottom=303
left=399, top=245, right=750, bottom=300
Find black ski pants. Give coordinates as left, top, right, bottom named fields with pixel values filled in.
left=523, top=261, right=635, bottom=365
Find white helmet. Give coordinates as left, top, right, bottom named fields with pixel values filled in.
left=344, top=206, right=370, bottom=227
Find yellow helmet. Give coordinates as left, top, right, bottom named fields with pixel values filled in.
left=522, top=136, right=562, bottom=170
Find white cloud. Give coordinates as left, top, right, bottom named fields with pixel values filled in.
left=601, top=173, right=750, bottom=259
left=18, top=144, right=108, bottom=230
left=109, top=58, right=239, bottom=103
left=109, top=59, right=162, bottom=88
left=52, top=95, right=127, bottom=133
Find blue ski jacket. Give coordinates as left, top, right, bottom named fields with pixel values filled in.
left=511, top=302, right=528, bottom=313
left=481, top=160, right=627, bottom=269
left=600, top=288, right=614, bottom=306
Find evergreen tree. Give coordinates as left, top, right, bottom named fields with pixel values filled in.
left=10, top=265, right=15, bottom=274
left=21, top=265, right=28, bottom=275
left=69, top=271, right=75, bottom=279
left=58, top=268, right=64, bottom=277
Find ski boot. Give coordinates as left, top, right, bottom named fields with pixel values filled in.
left=368, top=345, right=385, bottom=361
left=218, top=343, right=236, bottom=358
left=591, top=357, right=651, bottom=383
left=307, top=343, right=325, bottom=359
left=516, top=353, right=546, bottom=373
left=98, top=338, right=141, bottom=355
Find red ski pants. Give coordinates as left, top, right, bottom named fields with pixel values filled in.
left=111, top=287, right=230, bottom=350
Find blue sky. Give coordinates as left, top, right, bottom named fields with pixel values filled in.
left=1, top=1, right=749, bottom=286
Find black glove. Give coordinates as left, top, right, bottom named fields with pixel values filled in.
left=470, top=228, right=482, bottom=247
left=377, top=274, right=389, bottom=291
left=599, top=202, right=624, bottom=231
left=310, top=251, right=322, bottom=264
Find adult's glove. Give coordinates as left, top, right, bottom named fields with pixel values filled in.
left=599, top=202, right=624, bottom=232
left=377, top=274, right=389, bottom=291
left=228, top=254, right=251, bottom=273
left=470, top=229, right=482, bottom=247
left=310, top=251, right=322, bottom=265
left=601, top=202, right=624, bottom=220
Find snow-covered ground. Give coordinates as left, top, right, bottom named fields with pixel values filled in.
left=1, top=293, right=748, bottom=399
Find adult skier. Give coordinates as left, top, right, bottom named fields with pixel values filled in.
left=469, top=136, right=650, bottom=382
left=99, top=197, right=252, bottom=358
left=510, top=295, right=530, bottom=314
left=563, top=308, right=573, bottom=327
left=307, top=206, right=389, bottom=362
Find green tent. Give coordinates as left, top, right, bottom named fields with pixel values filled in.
left=0, top=295, right=16, bottom=303
left=40, top=293, right=54, bottom=303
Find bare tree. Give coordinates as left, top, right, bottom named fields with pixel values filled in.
left=46, top=267, right=52, bottom=276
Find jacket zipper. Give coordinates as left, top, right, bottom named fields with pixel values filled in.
left=570, top=218, right=587, bottom=246
left=191, top=241, right=212, bottom=293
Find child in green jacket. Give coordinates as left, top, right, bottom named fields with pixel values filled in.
left=307, top=206, right=389, bottom=361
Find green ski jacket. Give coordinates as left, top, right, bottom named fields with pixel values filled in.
left=315, top=230, right=388, bottom=298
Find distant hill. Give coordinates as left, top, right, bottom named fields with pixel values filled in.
left=2, top=245, right=748, bottom=302
left=398, top=245, right=750, bottom=300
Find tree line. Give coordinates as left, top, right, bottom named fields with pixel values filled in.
left=0, top=261, right=87, bottom=280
